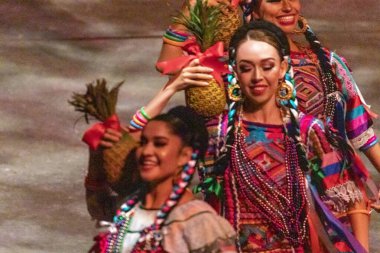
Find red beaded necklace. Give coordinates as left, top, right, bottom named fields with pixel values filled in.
left=229, top=108, right=309, bottom=247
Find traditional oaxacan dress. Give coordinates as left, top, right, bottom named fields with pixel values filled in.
left=198, top=110, right=367, bottom=253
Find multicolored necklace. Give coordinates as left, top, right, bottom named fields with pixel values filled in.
left=104, top=192, right=166, bottom=253
left=229, top=108, right=309, bottom=247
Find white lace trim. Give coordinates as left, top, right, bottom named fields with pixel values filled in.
left=324, top=180, right=363, bottom=213
left=350, top=128, right=375, bottom=150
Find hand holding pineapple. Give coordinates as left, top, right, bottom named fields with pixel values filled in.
left=69, top=79, right=138, bottom=185
left=164, top=59, right=214, bottom=92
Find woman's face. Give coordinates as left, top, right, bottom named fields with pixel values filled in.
left=136, top=120, right=191, bottom=185
left=252, top=0, right=301, bottom=35
left=235, top=39, right=287, bottom=107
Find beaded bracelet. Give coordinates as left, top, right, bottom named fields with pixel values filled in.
left=128, top=107, right=151, bottom=132
left=140, top=107, right=151, bottom=120
left=162, top=26, right=190, bottom=47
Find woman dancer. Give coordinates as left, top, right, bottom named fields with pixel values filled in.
left=201, top=20, right=369, bottom=252
left=88, top=106, right=236, bottom=252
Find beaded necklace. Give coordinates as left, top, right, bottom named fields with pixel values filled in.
left=229, top=108, right=309, bottom=247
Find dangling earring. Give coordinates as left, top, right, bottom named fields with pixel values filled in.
left=276, top=79, right=294, bottom=106
left=227, top=66, right=242, bottom=102
left=228, top=82, right=242, bottom=102
left=293, top=16, right=308, bottom=34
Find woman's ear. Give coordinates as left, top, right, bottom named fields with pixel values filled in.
left=280, top=59, right=289, bottom=78
left=177, top=146, right=193, bottom=168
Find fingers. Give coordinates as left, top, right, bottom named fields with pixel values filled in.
left=99, top=128, right=122, bottom=148
left=188, top=58, right=200, bottom=67
left=182, top=64, right=213, bottom=86
left=182, top=71, right=213, bottom=85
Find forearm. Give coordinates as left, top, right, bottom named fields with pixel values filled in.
left=143, top=84, right=178, bottom=119
left=363, top=142, right=380, bottom=173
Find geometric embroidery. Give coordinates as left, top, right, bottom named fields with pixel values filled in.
left=291, top=53, right=325, bottom=119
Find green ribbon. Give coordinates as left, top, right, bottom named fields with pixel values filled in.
left=193, top=177, right=223, bottom=198
left=309, top=161, right=325, bottom=180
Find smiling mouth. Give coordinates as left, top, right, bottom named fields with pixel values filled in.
left=277, top=15, right=296, bottom=26
left=250, top=85, right=267, bottom=95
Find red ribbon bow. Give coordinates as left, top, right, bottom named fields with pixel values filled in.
left=156, top=39, right=227, bottom=85
left=82, top=114, right=120, bottom=150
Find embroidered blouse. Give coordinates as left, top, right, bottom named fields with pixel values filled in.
left=201, top=111, right=364, bottom=252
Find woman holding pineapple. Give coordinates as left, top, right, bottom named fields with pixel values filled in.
left=87, top=106, right=237, bottom=253
left=76, top=57, right=238, bottom=252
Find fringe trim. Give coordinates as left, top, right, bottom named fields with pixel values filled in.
left=324, top=180, right=363, bottom=213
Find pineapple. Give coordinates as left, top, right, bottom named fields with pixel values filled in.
left=214, top=2, right=242, bottom=49
left=69, top=78, right=137, bottom=184
left=173, top=0, right=227, bottom=117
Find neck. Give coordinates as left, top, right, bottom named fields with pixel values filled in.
left=288, top=38, right=300, bottom=52
left=142, top=179, right=174, bottom=209
left=243, top=100, right=283, bottom=125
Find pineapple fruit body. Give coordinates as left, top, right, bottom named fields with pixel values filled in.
left=103, top=131, right=138, bottom=184
left=214, top=4, right=242, bottom=49
left=185, top=78, right=226, bottom=117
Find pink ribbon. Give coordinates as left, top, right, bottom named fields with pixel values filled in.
left=82, top=114, right=120, bottom=150
left=156, top=39, right=227, bottom=85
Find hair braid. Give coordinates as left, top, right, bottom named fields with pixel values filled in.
left=303, top=25, right=354, bottom=168
left=303, top=25, right=337, bottom=116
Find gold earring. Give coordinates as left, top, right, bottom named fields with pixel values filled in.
left=293, top=16, right=308, bottom=34
left=277, top=80, right=293, bottom=101
left=228, top=83, right=242, bottom=102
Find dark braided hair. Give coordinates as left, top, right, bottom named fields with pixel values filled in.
left=302, top=23, right=354, bottom=166
left=153, top=105, right=209, bottom=160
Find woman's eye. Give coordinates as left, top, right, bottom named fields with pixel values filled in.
left=239, top=66, right=251, bottom=72
left=266, top=0, right=281, bottom=3
left=262, top=65, right=274, bottom=71
left=154, top=141, right=167, bottom=147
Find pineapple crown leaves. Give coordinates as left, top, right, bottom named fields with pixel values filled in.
left=68, top=78, right=124, bottom=123
left=172, top=0, right=222, bottom=51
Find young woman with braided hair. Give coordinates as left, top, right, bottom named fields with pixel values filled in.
left=190, top=20, right=370, bottom=252
left=88, top=106, right=236, bottom=252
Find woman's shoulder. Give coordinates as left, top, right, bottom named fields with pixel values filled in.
left=163, top=199, right=236, bottom=253
left=166, top=199, right=217, bottom=223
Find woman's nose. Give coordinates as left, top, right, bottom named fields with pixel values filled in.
left=141, top=143, right=154, bottom=156
left=252, top=69, right=263, bottom=81
left=281, top=0, right=292, bottom=12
